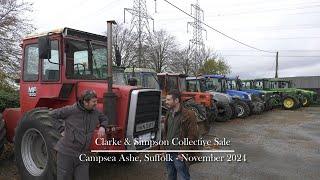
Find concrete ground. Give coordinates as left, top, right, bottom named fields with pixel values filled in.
left=1, top=107, right=319, bottom=180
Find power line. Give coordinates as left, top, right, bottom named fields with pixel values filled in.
left=222, top=55, right=320, bottom=57
left=160, top=0, right=276, bottom=54
left=209, top=4, right=320, bottom=17
left=217, top=49, right=320, bottom=52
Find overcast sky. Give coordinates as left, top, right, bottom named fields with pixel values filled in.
left=25, top=0, right=320, bottom=79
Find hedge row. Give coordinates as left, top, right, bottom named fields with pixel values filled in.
left=0, top=90, right=19, bottom=113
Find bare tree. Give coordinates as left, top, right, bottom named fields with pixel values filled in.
left=169, top=47, right=192, bottom=74
left=111, top=23, right=137, bottom=67
left=169, top=47, right=230, bottom=76
left=0, top=0, right=35, bottom=78
left=145, top=30, right=177, bottom=73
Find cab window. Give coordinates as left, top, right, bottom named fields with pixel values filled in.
left=42, top=40, right=60, bottom=81
left=23, top=44, right=39, bottom=81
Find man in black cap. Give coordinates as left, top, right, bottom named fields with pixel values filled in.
left=49, top=90, right=109, bottom=180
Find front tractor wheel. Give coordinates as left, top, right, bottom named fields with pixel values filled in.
left=234, top=100, right=250, bottom=118
left=0, top=114, right=6, bottom=157
left=282, top=96, right=299, bottom=110
left=14, top=108, right=62, bottom=180
left=183, top=100, right=209, bottom=136
left=215, top=102, right=232, bottom=122
left=302, top=96, right=311, bottom=107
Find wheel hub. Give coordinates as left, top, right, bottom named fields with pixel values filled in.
left=236, top=105, right=244, bottom=117
left=21, top=128, right=48, bottom=176
left=284, top=98, right=294, bottom=108
left=303, top=98, right=308, bottom=106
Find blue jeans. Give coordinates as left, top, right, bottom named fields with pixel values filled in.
left=165, top=153, right=190, bottom=180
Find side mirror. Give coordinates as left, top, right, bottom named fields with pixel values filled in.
left=38, top=35, right=51, bottom=59
left=115, top=46, right=121, bottom=66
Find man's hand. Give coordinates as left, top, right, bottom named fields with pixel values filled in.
left=97, top=126, right=106, bottom=138
left=177, top=154, right=184, bottom=161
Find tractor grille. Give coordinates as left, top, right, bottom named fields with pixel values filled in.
left=134, top=91, right=161, bottom=150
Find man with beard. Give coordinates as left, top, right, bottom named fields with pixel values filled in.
left=49, top=90, right=109, bottom=180
left=163, top=89, right=199, bottom=180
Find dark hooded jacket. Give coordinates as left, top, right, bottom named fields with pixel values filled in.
left=163, top=106, right=199, bottom=151
left=49, top=101, right=109, bottom=157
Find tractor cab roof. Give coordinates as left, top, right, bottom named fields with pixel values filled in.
left=203, top=74, right=225, bottom=79
left=125, top=68, right=156, bottom=73
left=226, top=76, right=240, bottom=80
left=24, top=27, right=108, bottom=42
left=254, top=78, right=269, bottom=81
left=269, top=78, right=290, bottom=83
left=186, top=76, right=204, bottom=80
left=157, top=72, right=187, bottom=77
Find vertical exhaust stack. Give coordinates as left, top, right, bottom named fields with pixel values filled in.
left=104, top=20, right=117, bottom=125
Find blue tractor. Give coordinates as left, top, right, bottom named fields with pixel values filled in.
left=203, top=75, right=261, bottom=118
left=227, top=77, right=265, bottom=113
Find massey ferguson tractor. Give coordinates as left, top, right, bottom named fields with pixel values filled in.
left=0, top=22, right=162, bottom=179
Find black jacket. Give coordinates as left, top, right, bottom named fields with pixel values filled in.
left=49, top=102, right=109, bottom=157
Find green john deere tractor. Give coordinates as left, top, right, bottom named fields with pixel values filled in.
left=269, top=78, right=318, bottom=107
left=241, top=79, right=280, bottom=110
left=250, top=79, right=304, bottom=110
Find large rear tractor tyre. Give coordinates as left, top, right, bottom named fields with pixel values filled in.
left=282, top=96, right=299, bottom=110
left=234, top=100, right=250, bottom=118
left=14, top=108, right=62, bottom=180
left=208, top=103, right=218, bottom=123
left=215, top=102, right=233, bottom=122
left=266, top=95, right=282, bottom=110
left=0, top=114, right=6, bottom=157
left=230, top=102, right=239, bottom=119
left=183, top=100, right=209, bottom=136
left=252, top=100, right=265, bottom=115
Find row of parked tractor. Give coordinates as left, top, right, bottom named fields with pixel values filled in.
left=122, top=68, right=318, bottom=131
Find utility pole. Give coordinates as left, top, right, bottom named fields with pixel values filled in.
left=124, top=0, right=154, bottom=67
left=187, top=0, right=207, bottom=74
left=275, top=51, right=279, bottom=78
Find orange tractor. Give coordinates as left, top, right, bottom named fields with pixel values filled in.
left=0, top=22, right=162, bottom=179
left=157, top=73, right=217, bottom=134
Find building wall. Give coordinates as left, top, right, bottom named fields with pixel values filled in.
left=281, top=76, right=320, bottom=89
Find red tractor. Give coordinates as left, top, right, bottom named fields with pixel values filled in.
left=0, top=22, right=162, bottom=179
left=157, top=73, right=217, bottom=135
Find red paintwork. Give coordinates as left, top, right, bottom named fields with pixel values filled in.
left=2, top=108, right=22, bottom=142
left=3, top=31, right=137, bottom=151
left=181, top=92, right=212, bottom=107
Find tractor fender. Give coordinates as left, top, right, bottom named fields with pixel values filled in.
left=0, top=113, right=6, bottom=156
left=2, top=108, right=22, bottom=143
left=212, top=92, right=232, bottom=103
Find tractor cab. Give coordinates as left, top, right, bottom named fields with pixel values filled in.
left=252, top=79, right=271, bottom=90
left=269, top=79, right=292, bottom=89
left=124, top=68, right=159, bottom=89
